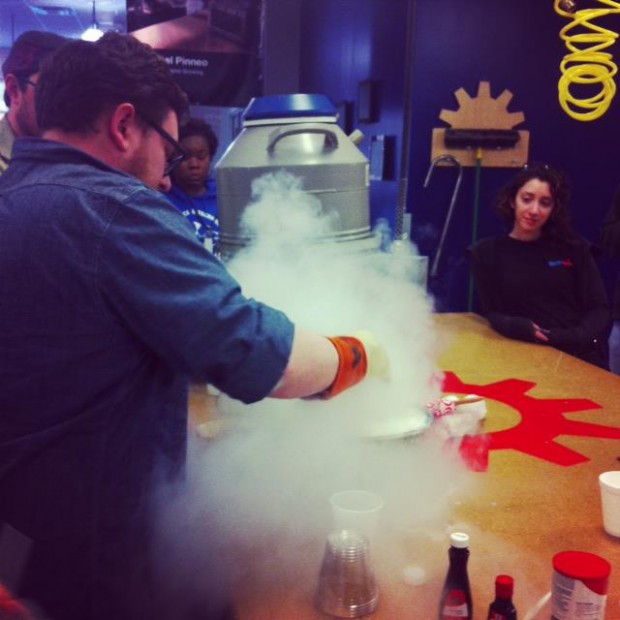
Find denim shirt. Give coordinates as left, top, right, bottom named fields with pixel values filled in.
left=0, top=138, right=293, bottom=617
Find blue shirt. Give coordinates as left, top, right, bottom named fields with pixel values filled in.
left=0, top=138, right=293, bottom=619
left=164, top=178, right=219, bottom=252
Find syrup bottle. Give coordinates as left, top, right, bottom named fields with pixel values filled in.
left=487, top=574, right=517, bottom=620
left=438, top=532, right=473, bottom=620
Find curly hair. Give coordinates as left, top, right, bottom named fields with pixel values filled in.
left=36, top=32, right=188, bottom=133
left=494, top=163, right=577, bottom=243
left=179, top=118, right=219, bottom=158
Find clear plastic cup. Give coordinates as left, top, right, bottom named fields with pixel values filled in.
left=315, top=530, right=379, bottom=617
left=330, top=490, right=384, bottom=545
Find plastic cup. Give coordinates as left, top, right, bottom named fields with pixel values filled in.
left=330, top=490, right=384, bottom=544
left=599, top=471, right=620, bottom=537
left=315, top=530, right=379, bottom=617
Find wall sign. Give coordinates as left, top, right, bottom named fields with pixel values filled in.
left=128, top=0, right=264, bottom=107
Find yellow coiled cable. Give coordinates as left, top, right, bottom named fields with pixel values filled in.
left=555, top=0, right=620, bottom=121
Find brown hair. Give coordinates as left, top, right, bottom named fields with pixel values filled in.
left=36, top=32, right=188, bottom=133
left=2, top=30, right=67, bottom=107
left=494, top=163, right=577, bottom=243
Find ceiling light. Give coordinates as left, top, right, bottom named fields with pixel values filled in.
left=81, top=1, right=104, bottom=42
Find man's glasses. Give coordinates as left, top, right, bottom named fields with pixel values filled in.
left=139, top=115, right=188, bottom=177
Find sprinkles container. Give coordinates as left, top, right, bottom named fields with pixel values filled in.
left=551, top=551, right=611, bottom=620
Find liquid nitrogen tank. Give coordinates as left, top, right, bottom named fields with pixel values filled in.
left=214, top=93, right=379, bottom=258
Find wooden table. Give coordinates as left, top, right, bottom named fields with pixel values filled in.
left=189, top=313, right=620, bottom=619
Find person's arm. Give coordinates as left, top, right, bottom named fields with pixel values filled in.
left=270, top=329, right=389, bottom=399
left=468, top=242, right=537, bottom=342
left=601, top=186, right=620, bottom=257
left=269, top=329, right=338, bottom=398
left=546, top=245, right=610, bottom=349
left=101, top=189, right=389, bottom=403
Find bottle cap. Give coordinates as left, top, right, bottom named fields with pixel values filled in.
left=449, top=532, right=469, bottom=548
left=495, top=574, right=514, bottom=598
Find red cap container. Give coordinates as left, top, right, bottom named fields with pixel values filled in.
left=552, top=551, right=611, bottom=595
left=495, top=574, right=514, bottom=599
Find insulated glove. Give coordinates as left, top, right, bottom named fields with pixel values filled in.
left=321, top=330, right=390, bottom=399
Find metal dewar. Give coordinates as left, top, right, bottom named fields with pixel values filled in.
left=214, top=94, right=379, bottom=259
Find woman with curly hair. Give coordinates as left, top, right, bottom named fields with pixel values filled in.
left=468, top=163, right=610, bottom=368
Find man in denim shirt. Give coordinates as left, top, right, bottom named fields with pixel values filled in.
left=0, top=33, right=386, bottom=620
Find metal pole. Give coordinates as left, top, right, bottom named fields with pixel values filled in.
left=395, top=0, right=417, bottom=240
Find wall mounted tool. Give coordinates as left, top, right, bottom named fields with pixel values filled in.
left=430, top=81, right=529, bottom=168
left=429, top=81, right=530, bottom=309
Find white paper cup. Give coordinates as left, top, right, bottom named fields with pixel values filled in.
left=599, top=471, right=620, bottom=537
left=330, top=490, right=384, bottom=544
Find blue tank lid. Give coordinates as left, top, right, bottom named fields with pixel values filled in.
left=243, top=94, right=336, bottom=121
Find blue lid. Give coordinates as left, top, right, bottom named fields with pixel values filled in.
left=243, top=94, right=336, bottom=121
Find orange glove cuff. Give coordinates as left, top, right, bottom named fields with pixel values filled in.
left=322, top=336, right=368, bottom=399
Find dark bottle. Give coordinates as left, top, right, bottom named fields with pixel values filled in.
left=438, top=532, right=473, bottom=620
left=487, top=574, right=517, bottom=620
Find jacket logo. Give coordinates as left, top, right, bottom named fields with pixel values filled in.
left=547, top=258, right=573, bottom=268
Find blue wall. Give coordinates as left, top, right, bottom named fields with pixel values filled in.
left=299, top=0, right=409, bottom=231
left=299, top=0, right=620, bottom=312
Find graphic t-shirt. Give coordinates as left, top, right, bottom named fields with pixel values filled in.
left=164, top=178, right=219, bottom=252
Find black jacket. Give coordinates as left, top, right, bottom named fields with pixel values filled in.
left=601, top=186, right=620, bottom=320
left=469, top=235, right=611, bottom=368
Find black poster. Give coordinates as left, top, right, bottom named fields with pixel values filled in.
left=127, top=0, right=263, bottom=107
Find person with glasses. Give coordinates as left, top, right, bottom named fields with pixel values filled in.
left=0, top=30, right=67, bottom=174
left=164, top=117, right=220, bottom=253
left=468, top=163, right=610, bottom=368
left=0, top=32, right=388, bottom=620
